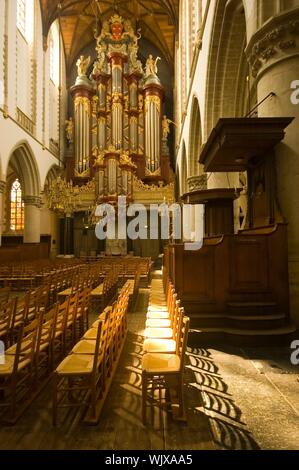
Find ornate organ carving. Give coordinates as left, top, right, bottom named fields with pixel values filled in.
left=69, top=14, right=173, bottom=205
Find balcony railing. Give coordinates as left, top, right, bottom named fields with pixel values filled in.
left=187, top=174, right=208, bottom=193
left=16, top=108, right=34, bottom=135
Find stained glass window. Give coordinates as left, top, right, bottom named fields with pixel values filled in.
left=10, top=179, right=24, bottom=231
left=17, top=0, right=26, bottom=36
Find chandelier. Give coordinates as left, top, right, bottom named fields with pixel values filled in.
left=46, top=177, right=82, bottom=215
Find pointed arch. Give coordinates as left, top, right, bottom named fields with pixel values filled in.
left=180, top=141, right=187, bottom=196
left=188, top=96, right=203, bottom=177
left=0, top=153, right=3, bottom=181
left=44, top=164, right=62, bottom=190
left=6, top=141, right=41, bottom=197
left=204, top=0, right=249, bottom=140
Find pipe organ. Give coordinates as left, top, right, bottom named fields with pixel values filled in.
left=69, top=14, right=173, bottom=206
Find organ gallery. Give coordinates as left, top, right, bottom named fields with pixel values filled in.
left=47, top=14, right=174, bottom=257
left=0, top=0, right=299, bottom=455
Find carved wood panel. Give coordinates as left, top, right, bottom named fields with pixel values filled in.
left=182, top=250, right=215, bottom=301
left=229, top=237, right=270, bottom=292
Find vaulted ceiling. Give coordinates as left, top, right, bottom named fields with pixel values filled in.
left=40, top=0, right=179, bottom=69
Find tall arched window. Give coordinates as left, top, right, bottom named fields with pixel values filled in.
left=10, top=179, right=24, bottom=231
left=17, top=0, right=34, bottom=41
left=17, top=0, right=26, bottom=36
left=49, top=22, right=60, bottom=87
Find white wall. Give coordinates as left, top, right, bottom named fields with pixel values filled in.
left=0, top=0, right=66, bottom=189
left=176, top=0, right=217, bottom=181
left=0, top=0, right=66, bottom=246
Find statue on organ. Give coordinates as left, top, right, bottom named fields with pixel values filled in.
left=76, top=55, right=91, bottom=77
left=69, top=14, right=173, bottom=204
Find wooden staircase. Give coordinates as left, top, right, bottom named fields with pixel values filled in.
left=188, top=301, right=296, bottom=346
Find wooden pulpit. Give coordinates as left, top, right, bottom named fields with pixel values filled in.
left=165, top=117, right=295, bottom=344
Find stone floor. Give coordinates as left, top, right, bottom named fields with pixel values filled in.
left=200, top=344, right=299, bottom=450
left=0, top=284, right=298, bottom=450
left=0, top=289, right=215, bottom=450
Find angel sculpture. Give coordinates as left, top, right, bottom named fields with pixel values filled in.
left=129, top=44, right=143, bottom=73
left=92, top=51, right=106, bottom=76
left=76, top=55, right=91, bottom=77
left=123, top=20, right=135, bottom=38
left=65, top=118, right=74, bottom=143
left=162, top=115, right=176, bottom=140
left=145, top=54, right=161, bottom=77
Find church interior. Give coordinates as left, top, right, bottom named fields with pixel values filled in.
left=0, top=0, right=299, bottom=452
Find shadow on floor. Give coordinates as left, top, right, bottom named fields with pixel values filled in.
left=186, top=346, right=260, bottom=450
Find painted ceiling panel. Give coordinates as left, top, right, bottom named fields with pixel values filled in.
left=40, top=0, right=178, bottom=68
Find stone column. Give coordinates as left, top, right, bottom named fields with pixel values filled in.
left=0, top=181, right=6, bottom=247
left=23, top=196, right=41, bottom=243
left=64, top=213, right=74, bottom=256
left=246, top=8, right=299, bottom=324
left=59, top=213, right=74, bottom=256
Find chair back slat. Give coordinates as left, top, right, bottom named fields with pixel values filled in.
left=13, top=319, right=39, bottom=374
left=178, top=317, right=190, bottom=372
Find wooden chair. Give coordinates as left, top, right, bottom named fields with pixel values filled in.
left=141, top=316, right=190, bottom=424
left=37, top=284, right=50, bottom=314
left=26, top=288, right=41, bottom=324
left=52, top=318, right=108, bottom=426
left=0, top=287, right=11, bottom=306
left=143, top=306, right=184, bottom=354
left=0, top=298, right=16, bottom=348
left=35, top=304, right=59, bottom=377
left=76, top=305, right=112, bottom=355
left=10, top=293, right=30, bottom=342
left=63, top=293, right=78, bottom=350
left=144, top=295, right=179, bottom=340
left=0, top=320, right=39, bottom=423
left=76, top=287, right=91, bottom=336
left=145, top=290, right=175, bottom=328
left=52, top=298, right=70, bottom=364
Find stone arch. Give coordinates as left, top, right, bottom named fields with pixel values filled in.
left=204, top=0, right=250, bottom=140
left=7, top=141, right=41, bottom=197
left=188, top=96, right=203, bottom=177
left=5, top=142, right=41, bottom=243
left=44, top=164, right=62, bottom=190
left=175, top=164, right=180, bottom=201
left=0, top=153, right=3, bottom=181
left=180, top=141, right=188, bottom=196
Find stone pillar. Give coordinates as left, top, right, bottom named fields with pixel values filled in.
left=59, top=213, right=74, bottom=256
left=23, top=196, right=41, bottom=243
left=0, top=181, right=6, bottom=247
left=64, top=214, right=74, bottom=256
left=246, top=8, right=299, bottom=324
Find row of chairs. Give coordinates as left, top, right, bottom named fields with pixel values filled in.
left=52, top=285, right=130, bottom=425
left=89, top=267, right=120, bottom=313
left=122, top=267, right=142, bottom=311
left=0, top=285, right=50, bottom=348
left=0, top=287, right=11, bottom=307
left=56, top=263, right=106, bottom=302
left=141, top=278, right=190, bottom=424
left=0, top=288, right=91, bottom=423
left=0, top=259, right=84, bottom=290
